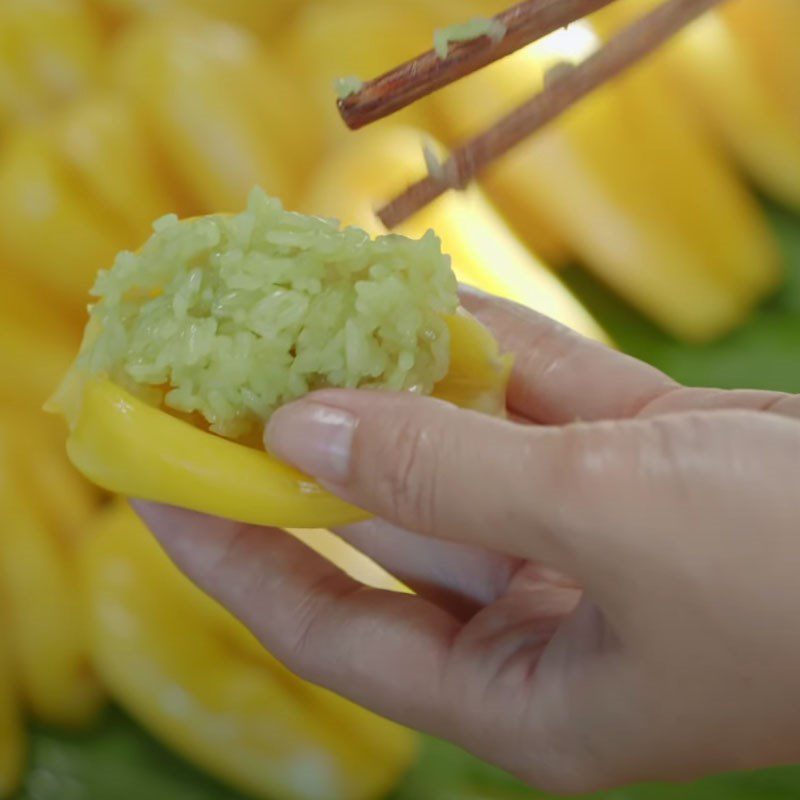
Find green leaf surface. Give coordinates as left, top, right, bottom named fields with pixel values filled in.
left=22, top=716, right=800, bottom=800
left=20, top=709, right=243, bottom=800
left=19, top=204, right=800, bottom=799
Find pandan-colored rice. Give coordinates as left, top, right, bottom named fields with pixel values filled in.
left=334, top=75, right=365, bottom=100
left=79, top=187, right=458, bottom=440
left=434, top=17, right=507, bottom=59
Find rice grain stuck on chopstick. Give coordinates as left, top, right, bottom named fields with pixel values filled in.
left=333, top=75, right=365, bottom=100
left=434, top=17, right=507, bottom=59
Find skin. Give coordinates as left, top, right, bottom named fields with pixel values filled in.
left=136, top=287, right=800, bottom=795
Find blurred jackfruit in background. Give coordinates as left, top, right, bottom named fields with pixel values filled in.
left=590, top=0, right=800, bottom=212
left=0, top=0, right=799, bottom=798
left=82, top=503, right=417, bottom=800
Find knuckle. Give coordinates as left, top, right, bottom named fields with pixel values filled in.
left=651, top=409, right=759, bottom=482
left=763, top=393, right=800, bottom=420
left=549, top=410, right=768, bottom=525
left=550, top=414, right=696, bottom=496
left=280, top=573, right=344, bottom=682
left=531, top=423, right=610, bottom=519
left=514, top=327, right=582, bottom=419
left=514, top=722, right=609, bottom=797
left=633, top=384, right=695, bottom=417
left=196, top=523, right=262, bottom=595
left=379, top=413, right=440, bottom=532
left=523, top=416, right=701, bottom=555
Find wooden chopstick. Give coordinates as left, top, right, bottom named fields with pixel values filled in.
left=374, top=0, right=727, bottom=230
left=337, top=0, right=618, bottom=130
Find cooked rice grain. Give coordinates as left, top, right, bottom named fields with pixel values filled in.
left=81, top=188, right=457, bottom=439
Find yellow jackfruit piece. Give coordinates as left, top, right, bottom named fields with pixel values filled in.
left=0, top=0, right=102, bottom=130
left=111, top=12, right=313, bottom=211
left=432, top=26, right=779, bottom=342
left=81, top=502, right=418, bottom=800
left=0, top=434, right=103, bottom=727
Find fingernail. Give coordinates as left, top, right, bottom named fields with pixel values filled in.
left=265, top=402, right=358, bottom=483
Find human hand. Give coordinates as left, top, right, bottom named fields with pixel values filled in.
left=136, top=288, right=800, bottom=795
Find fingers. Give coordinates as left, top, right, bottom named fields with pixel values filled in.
left=267, top=390, right=800, bottom=602
left=635, top=385, right=800, bottom=421
left=133, top=502, right=591, bottom=789
left=333, top=518, right=522, bottom=619
left=267, top=391, right=576, bottom=566
left=459, top=286, right=677, bottom=424
left=264, top=390, right=636, bottom=590
left=459, top=287, right=800, bottom=423
left=132, top=501, right=460, bottom=731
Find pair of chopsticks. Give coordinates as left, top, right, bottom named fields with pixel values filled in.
left=336, top=0, right=727, bottom=230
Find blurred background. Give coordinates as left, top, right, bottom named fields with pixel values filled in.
left=1, top=0, right=799, bottom=798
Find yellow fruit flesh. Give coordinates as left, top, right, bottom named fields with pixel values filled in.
left=594, top=55, right=778, bottom=301
left=49, top=310, right=510, bottom=529
left=0, top=414, right=100, bottom=795
left=0, top=258, right=83, bottom=332
left=0, top=131, right=129, bottom=304
left=682, top=1, right=800, bottom=210
left=0, top=91, right=194, bottom=309
left=592, top=0, right=800, bottom=212
left=0, top=0, right=101, bottom=130
left=432, top=30, right=779, bottom=342
left=82, top=503, right=417, bottom=800
left=0, top=324, right=76, bottom=410
left=0, top=436, right=103, bottom=727
left=289, top=529, right=406, bottom=592
left=111, top=13, right=312, bottom=212
left=0, top=262, right=86, bottom=410
left=0, top=633, right=24, bottom=798
left=722, top=0, right=800, bottom=115
left=5, top=413, right=100, bottom=548
left=0, top=251, right=83, bottom=414
left=89, top=0, right=300, bottom=37
left=0, top=261, right=81, bottom=413
left=49, top=94, right=180, bottom=245
left=61, top=375, right=371, bottom=529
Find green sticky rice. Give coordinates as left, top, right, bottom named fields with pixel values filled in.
left=80, top=187, right=458, bottom=440
left=334, top=75, right=364, bottom=100
left=434, top=17, right=507, bottom=59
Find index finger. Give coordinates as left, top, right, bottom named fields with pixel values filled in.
left=265, top=389, right=650, bottom=595
left=460, top=286, right=677, bottom=424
